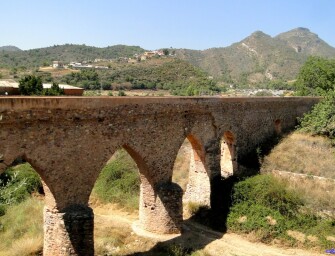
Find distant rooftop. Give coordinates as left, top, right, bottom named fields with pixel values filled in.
left=0, top=80, right=83, bottom=96
left=0, top=80, right=82, bottom=90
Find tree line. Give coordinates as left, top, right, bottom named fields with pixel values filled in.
left=295, top=56, right=335, bottom=144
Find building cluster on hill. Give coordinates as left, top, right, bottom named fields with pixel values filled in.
left=52, top=50, right=173, bottom=70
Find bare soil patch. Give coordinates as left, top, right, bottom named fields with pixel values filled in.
left=93, top=203, right=326, bottom=256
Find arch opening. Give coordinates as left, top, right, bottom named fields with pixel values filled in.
left=89, top=146, right=142, bottom=253
left=0, top=157, right=46, bottom=255
left=220, top=131, right=235, bottom=178
left=172, top=134, right=210, bottom=219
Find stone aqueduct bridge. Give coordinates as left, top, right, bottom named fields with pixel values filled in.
left=0, top=96, right=319, bottom=255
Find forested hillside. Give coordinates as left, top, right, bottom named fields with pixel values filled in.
left=57, top=58, right=220, bottom=95
left=0, top=44, right=145, bottom=68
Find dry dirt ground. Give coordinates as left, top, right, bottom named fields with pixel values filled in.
left=93, top=204, right=326, bottom=256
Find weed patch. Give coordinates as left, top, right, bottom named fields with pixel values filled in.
left=0, top=197, right=44, bottom=255
left=227, top=174, right=335, bottom=249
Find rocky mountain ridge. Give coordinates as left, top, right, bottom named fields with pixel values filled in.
left=1, top=28, right=334, bottom=85
left=175, top=27, right=335, bottom=84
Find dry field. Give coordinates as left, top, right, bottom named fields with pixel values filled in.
left=38, top=66, right=79, bottom=78
left=262, top=132, right=335, bottom=216
left=262, top=132, right=335, bottom=179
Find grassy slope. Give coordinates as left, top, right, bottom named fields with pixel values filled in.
left=0, top=197, right=43, bottom=256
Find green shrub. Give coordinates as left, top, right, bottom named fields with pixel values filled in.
left=254, top=90, right=273, bottom=96
left=0, top=164, right=42, bottom=215
left=118, top=90, right=126, bottom=96
left=232, top=174, right=303, bottom=217
left=92, top=149, right=140, bottom=210
left=298, top=93, right=335, bottom=144
left=42, top=82, right=65, bottom=96
left=227, top=174, right=335, bottom=248
left=19, top=75, right=43, bottom=95
left=227, top=202, right=286, bottom=242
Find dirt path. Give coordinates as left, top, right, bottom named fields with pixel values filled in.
left=93, top=206, right=326, bottom=256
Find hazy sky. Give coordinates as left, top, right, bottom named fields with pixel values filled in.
left=1, top=0, right=334, bottom=50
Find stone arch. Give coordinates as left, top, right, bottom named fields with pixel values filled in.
left=92, top=143, right=182, bottom=235
left=90, top=143, right=146, bottom=203
left=220, top=131, right=236, bottom=178
left=123, top=144, right=151, bottom=180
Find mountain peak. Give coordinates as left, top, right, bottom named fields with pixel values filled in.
left=250, top=30, right=271, bottom=38
left=274, top=28, right=335, bottom=55
left=295, top=27, right=311, bottom=32
left=276, top=27, right=318, bottom=39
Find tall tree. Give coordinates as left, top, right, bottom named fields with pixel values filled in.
left=19, top=75, right=43, bottom=95
left=295, top=56, right=335, bottom=96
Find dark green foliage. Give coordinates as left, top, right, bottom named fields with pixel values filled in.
left=231, top=175, right=303, bottom=217
left=295, top=56, right=335, bottom=96
left=19, top=75, right=43, bottom=95
left=227, top=174, right=335, bottom=248
left=228, top=202, right=286, bottom=241
left=0, top=163, right=42, bottom=215
left=118, top=90, right=126, bottom=96
left=101, top=81, right=111, bottom=90
left=63, top=69, right=100, bottom=89
left=298, top=93, right=335, bottom=143
left=43, top=82, right=65, bottom=96
left=19, top=75, right=65, bottom=95
left=295, top=56, right=335, bottom=143
left=163, top=49, right=169, bottom=56
left=92, top=149, right=140, bottom=210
